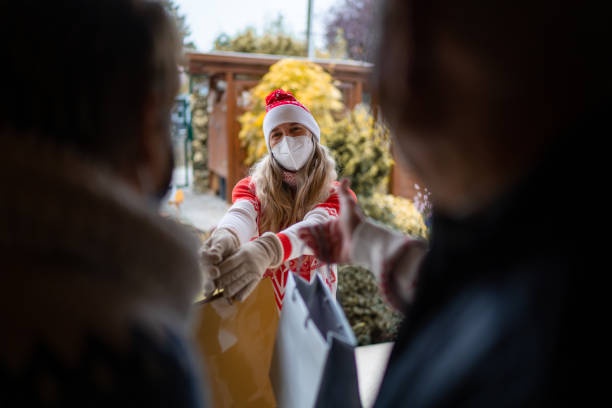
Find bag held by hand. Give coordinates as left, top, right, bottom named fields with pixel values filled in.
left=194, top=278, right=279, bottom=407
left=270, top=272, right=362, bottom=408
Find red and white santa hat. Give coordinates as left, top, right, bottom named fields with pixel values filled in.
left=262, top=89, right=320, bottom=149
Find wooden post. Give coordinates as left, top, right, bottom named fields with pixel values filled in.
left=353, top=81, right=363, bottom=108
left=225, top=72, right=237, bottom=203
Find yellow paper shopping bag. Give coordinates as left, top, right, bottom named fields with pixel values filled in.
left=194, top=277, right=279, bottom=407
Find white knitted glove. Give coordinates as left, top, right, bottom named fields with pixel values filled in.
left=199, top=228, right=240, bottom=294
left=215, top=232, right=283, bottom=301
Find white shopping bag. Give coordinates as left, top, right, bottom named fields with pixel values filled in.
left=270, top=272, right=362, bottom=408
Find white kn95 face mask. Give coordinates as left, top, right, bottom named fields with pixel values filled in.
left=271, top=135, right=314, bottom=171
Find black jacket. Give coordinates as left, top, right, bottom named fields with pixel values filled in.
left=374, top=108, right=605, bottom=407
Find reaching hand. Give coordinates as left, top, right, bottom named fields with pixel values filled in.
left=298, top=178, right=364, bottom=264
left=199, top=228, right=239, bottom=295
left=215, top=232, right=283, bottom=301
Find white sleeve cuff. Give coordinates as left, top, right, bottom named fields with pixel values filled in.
left=281, top=207, right=331, bottom=259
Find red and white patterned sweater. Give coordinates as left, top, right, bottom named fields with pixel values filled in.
left=216, top=177, right=348, bottom=310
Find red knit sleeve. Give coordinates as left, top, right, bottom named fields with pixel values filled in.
left=231, top=177, right=260, bottom=213
left=276, top=232, right=292, bottom=262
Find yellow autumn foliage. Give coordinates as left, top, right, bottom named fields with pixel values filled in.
left=238, top=58, right=345, bottom=166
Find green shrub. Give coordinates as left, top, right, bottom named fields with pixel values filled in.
left=337, top=264, right=403, bottom=346
left=326, top=104, right=393, bottom=197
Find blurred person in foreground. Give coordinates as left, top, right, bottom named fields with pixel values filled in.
left=0, top=1, right=208, bottom=406
left=300, top=0, right=609, bottom=405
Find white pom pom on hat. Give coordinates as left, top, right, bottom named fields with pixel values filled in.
left=262, top=89, right=320, bottom=150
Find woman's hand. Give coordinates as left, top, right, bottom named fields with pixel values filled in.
left=199, top=228, right=240, bottom=295
left=215, top=232, right=283, bottom=301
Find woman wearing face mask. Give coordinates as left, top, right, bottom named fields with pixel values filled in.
left=200, top=89, right=354, bottom=309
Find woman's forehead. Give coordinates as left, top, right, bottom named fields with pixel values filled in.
left=272, top=122, right=305, bottom=131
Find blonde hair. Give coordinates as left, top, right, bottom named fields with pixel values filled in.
left=251, top=142, right=338, bottom=233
